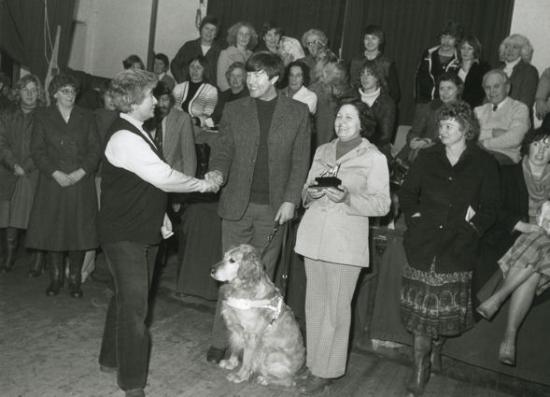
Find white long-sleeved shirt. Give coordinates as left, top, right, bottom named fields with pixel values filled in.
left=104, top=113, right=209, bottom=193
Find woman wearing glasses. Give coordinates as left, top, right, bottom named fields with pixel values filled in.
left=26, top=73, right=101, bottom=298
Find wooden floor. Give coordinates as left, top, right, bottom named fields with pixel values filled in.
left=0, top=252, right=544, bottom=397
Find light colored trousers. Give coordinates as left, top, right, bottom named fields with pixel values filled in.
left=304, top=257, right=361, bottom=378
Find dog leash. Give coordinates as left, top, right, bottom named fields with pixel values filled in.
left=259, top=222, right=281, bottom=259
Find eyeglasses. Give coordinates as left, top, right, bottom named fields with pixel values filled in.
left=306, top=41, right=321, bottom=47
left=59, top=88, right=76, bottom=96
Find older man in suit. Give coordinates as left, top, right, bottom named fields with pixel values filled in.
left=204, top=51, right=311, bottom=362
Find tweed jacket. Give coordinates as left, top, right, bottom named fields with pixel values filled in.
left=173, top=81, right=218, bottom=127
left=295, top=138, right=390, bottom=267
left=399, top=143, right=499, bottom=273
left=163, top=108, right=196, bottom=176
left=210, top=95, right=311, bottom=221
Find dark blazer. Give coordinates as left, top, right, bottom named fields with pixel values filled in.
left=500, top=59, right=539, bottom=110
left=462, top=61, right=491, bottom=109
left=399, top=143, right=499, bottom=273
left=170, top=38, right=222, bottom=84
left=210, top=95, right=311, bottom=221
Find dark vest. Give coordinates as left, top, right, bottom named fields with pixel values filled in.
left=99, top=117, right=167, bottom=245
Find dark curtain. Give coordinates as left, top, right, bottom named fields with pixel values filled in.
left=341, top=0, right=515, bottom=123
left=207, top=0, right=346, bottom=54
left=0, top=0, right=76, bottom=80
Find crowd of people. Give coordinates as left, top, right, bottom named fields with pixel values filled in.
left=1, top=15, right=550, bottom=397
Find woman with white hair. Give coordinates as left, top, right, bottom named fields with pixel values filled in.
left=499, top=34, right=539, bottom=110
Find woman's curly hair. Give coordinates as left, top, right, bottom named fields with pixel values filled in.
left=437, top=100, right=480, bottom=141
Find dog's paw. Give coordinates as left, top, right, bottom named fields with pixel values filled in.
left=256, top=375, right=269, bottom=386
left=226, top=371, right=249, bottom=384
left=219, top=357, right=239, bottom=370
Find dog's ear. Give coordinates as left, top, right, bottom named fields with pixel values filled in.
left=237, top=247, right=263, bottom=284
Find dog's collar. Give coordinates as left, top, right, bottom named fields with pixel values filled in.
left=225, top=295, right=284, bottom=323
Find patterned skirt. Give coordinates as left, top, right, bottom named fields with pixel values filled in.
left=499, top=231, right=550, bottom=296
left=400, top=262, right=474, bottom=338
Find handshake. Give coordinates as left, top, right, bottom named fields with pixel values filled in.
left=52, top=169, right=86, bottom=187
left=201, top=170, right=224, bottom=193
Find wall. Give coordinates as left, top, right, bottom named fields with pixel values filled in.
left=510, top=0, right=550, bottom=74
left=69, top=0, right=205, bottom=78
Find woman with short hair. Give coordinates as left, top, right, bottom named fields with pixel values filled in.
left=280, top=60, right=317, bottom=114
left=98, top=69, right=216, bottom=397
left=216, top=21, right=258, bottom=91
left=296, top=99, right=390, bottom=394
left=498, top=34, right=539, bottom=110
left=26, top=73, right=101, bottom=297
left=399, top=101, right=499, bottom=396
left=173, top=55, right=218, bottom=127
left=301, top=29, right=328, bottom=78
left=477, top=127, right=550, bottom=367
left=357, top=62, right=396, bottom=157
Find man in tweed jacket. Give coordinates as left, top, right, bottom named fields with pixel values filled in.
left=205, top=51, right=310, bottom=362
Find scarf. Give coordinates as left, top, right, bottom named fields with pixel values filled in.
left=522, top=157, right=550, bottom=220
left=358, top=87, right=380, bottom=107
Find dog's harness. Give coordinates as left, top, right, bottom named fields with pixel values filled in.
left=225, top=295, right=284, bottom=325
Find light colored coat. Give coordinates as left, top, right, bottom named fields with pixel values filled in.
left=295, top=138, right=390, bottom=267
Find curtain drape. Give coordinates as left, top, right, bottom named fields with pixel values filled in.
left=0, top=0, right=76, bottom=80
left=207, top=0, right=346, bottom=53
left=341, top=0, right=515, bottom=123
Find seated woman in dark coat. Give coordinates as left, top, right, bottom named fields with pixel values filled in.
left=357, top=62, right=396, bottom=158
left=476, top=127, right=550, bottom=367
left=457, top=34, right=491, bottom=108
left=211, top=62, right=248, bottom=125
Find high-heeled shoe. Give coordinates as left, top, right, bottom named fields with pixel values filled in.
left=498, top=339, right=516, bottom=366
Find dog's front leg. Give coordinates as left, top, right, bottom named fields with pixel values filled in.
left=227, top=334, right=257, bottom=383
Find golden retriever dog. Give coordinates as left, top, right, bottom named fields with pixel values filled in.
left=211, top=244, right=305, bottom=386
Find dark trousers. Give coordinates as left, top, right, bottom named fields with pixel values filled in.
left=98, top=241, right=158, bottom=391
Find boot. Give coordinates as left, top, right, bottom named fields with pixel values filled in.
left=46, top=253, right=64, bottom=296
left=1, top=227, right=18, bottom=273
left=430, top=337, right=446, bottom=373
left=406, top=334, right=432, bottom=396
left=28, top=251, right=45, bottom=278
left=68, top=252, right=84, bottom=298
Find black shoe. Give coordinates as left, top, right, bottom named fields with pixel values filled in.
left=28, top=251, right=44, bottom=278
left=298, top=375, right=332, bottom=395
left=206, top=346, right=226, bottom=364
left=46, top=280, right=63, bottom=296
left=68, top=282, right=83, bottom=298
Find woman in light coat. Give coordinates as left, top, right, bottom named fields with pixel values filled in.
left=295, top=100, right=390, bottom=394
